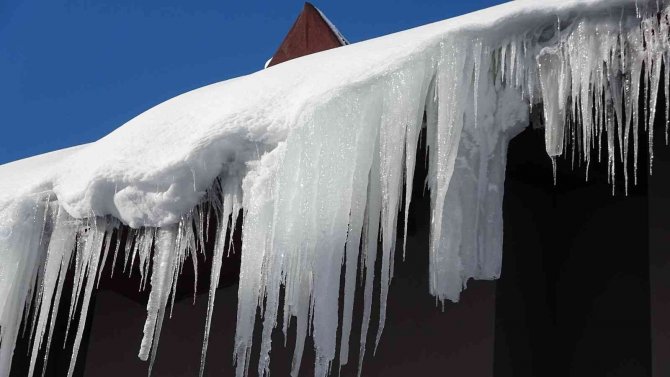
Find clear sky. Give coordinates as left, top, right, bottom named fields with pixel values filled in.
left=0, top=0, right=506, bottom=164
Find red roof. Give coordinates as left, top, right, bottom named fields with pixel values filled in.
left=267, top=3, right=348, bottom=68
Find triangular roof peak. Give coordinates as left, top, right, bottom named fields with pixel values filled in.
left=266, top=2, right=348, bottom=68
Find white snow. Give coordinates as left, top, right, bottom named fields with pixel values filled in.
left=1, top=0, right=668, bottom=376
left=0, top=145, right=84, bottom=205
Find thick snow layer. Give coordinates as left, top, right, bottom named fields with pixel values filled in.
left=1, top=0, right=669, bottom=377
left=0, top=0, right=650, bottom=228
left=0, top=146, right=84, bottom=205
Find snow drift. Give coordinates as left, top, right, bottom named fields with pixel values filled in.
left=1, top=0, right=669, bottom=376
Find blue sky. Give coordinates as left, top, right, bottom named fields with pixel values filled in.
left=0, top=0, right=505, bottom=164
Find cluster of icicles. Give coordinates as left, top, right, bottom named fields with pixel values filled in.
left=3, top=2, right=670, bottom=377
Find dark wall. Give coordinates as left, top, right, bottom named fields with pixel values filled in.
left=649, top=121, right=670, bottom=377
left=495, top=126, right=652, bottom=377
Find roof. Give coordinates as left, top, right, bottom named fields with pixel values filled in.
left=266, top=3, right=348, bottom=68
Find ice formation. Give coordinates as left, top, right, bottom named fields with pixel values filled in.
left=1, top=0, right=670, bottom=376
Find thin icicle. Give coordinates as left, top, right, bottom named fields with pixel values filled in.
left=96, top=227, right=113, bottom=289
left=199, top=185, right=239, bottom=377
left=138, top=225, right=178, bottom=376
left=67, top=221, right=106, bottom=377
left=110, top=228, right=122, bottom=278
left=357, top=136, right=382, bottom=377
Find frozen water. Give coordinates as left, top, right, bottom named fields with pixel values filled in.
left=1, top=1, right=669, bottom=377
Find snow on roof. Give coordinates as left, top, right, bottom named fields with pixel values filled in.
left=0, top=0, right=646, bottom=228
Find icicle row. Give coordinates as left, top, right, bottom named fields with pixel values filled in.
left=536, top=4, right=670, bottom=191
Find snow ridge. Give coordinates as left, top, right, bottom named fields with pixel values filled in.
left=1, top=1, right=669, bottom=376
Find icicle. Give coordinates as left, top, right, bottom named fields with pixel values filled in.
left=189, top=238, right=199, bottom=305
left=501, top=42, right=508, bottom=82
left=26, top=208, right=78, bottom=377
left=138, top=225, right=178, bottom=376
left=427, top=39, right=472, bottom=303
left=372, top=65, right=429, bottom=354
left=96, top=228, right=113, bottom=289
left=473, top=39, right=483, bottom=129
left=40, top=243, right=74, bottom=377
left=67, top=220, right=106, bottom=377
left=552, top=157, right=558, bottom=185
left=63, top=220, right=93, bottom=343
left=123, top=228, right=136, bottom=275
left=644, top=16, right=663, bottom=174
left=199, top=227, right=226, bottom=376
left=636, top=0, right=641, bottom=19
left=199, top=184, right=239, bottom=377
left=357, top=136, right=382, bottom=377
left=234, top=143, right=283, bottom=377
left=338, top=90, right=385, bottom=369
left=648, top=53, right=662, bottom=173
left=538, top=46, right=567, bottom=158
left=110, top=228, right=122, bottom=278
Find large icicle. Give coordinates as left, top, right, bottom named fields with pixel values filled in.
left=425, top=38, right=474, bottom=303
left=0, top=196, right=52, bottom=377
